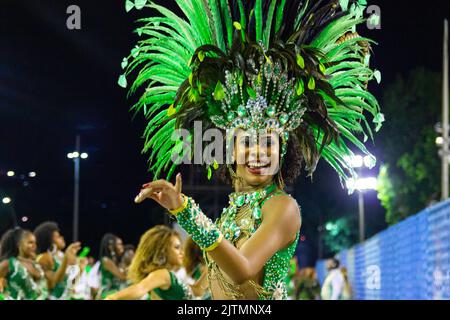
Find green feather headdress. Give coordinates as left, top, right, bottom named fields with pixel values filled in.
left=119, top=0, right=384, bottom=185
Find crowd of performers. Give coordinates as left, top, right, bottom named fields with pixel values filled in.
left=0, top=221, right=335, bottom=300
left=0, top=0, right=380, bottom=301
left=0, top=222, right=208, bottom=300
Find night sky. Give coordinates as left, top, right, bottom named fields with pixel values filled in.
left=1, top=0, right=450, bottom=264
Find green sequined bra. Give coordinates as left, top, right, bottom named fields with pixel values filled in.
left=206, top=183, right=300, bottom=300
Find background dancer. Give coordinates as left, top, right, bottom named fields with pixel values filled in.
left=0, top=228, right=48, bottom=300
left=34, top=221, right=81, bottom=300
left=97, top=233, right=126, bottom=299
left=105, top=225, right=206, bottom=300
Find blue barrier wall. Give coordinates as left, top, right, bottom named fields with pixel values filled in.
left=316, top=199, right=450, bottom=299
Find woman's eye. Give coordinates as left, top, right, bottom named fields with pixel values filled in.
left=260, top=137, right=273, bottom=147
left=240, top=137, right=250, bottom=147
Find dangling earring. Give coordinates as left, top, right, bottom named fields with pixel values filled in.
left=155, top=255, right=167, bottom=266
left=228, top=164, right=244, bottom=188
left=277, top=160, right=285, bottom=189
left=277, top=171, right=285, bottom=190
left=227, top=164, right=237, bottom=180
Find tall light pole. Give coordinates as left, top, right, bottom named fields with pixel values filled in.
left=442, top=19, right=449, bottom=200
left=67, top=135, right=88, bottom=242
left=345, top=155, right=378, bottom=243
left=358, top=191, right=365, bottom=243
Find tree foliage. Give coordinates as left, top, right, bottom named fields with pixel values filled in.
left=323, top=216, right=358, bottom=255
left=376, top=68, right=441, bottom=225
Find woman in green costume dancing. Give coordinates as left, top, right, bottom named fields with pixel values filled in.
left=34, top=221, right=81, bottom=300
left=122, top=0, right=383, bottom=300
left=0, top=228, right=48, bottom=300
left=97, top=233, right=126, bottom=299
left=105, top=225, right=206, bottom=300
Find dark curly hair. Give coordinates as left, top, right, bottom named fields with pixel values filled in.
left=0, top=227, right=32, bottom=261
left=216, top=132, right=303, bottom=187
left=34, top=221, right=60, bottom=254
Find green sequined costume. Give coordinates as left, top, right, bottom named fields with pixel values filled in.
left=121, top=0, right=383, bottom=301
left=208, top=183, right=298, bottom=300
left=99, top=261, right=122, bottom=299
left=3, top=257, right=48, bottom=300
left=153, top=271, right=193, bottom=300
left=48, top=253, right=69, bottom=300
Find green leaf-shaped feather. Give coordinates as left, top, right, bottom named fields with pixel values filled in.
left=135, top=0, right=147, bottom=10
left=198, top=50, right=205, bottom=62
left=308, top=77, right=316, bottom=90
left=125, top=0, right=134, bottom=12
left=296, top=54, right=305, bottom=69
left=207, top=166, right=212, bottom=180
left=296, top=79, right=304, bottom=96
left=118, top=74, right=127, bottom=88
left=121, top=58, right=128, bottom=69
left=373, top=70, right=382, bottom=84
left=213, top=81, right=225, bottom=101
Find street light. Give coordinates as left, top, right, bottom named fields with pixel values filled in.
left=2, top=197, right=12, bottom=204
left=7, top=171, right=15, bottom=177
left=28, top=172, right=37, bottom=178
left=345, top=154, right=378, bottom=243
left=68, top=135, right=88, bottom=242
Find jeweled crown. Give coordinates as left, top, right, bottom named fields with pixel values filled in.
left=210, top=54, right=307, bottom=144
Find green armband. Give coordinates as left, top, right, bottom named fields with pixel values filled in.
left=176, top=197, right=223, bottom=251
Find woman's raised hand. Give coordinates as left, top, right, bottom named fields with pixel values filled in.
left=134, top=173, right=184, bottom=211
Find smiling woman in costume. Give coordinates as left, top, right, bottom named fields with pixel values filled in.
left=120, top=0, right=383, bottom=300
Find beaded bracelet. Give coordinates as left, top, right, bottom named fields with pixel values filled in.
left=175, top=196, right=223, bottom=251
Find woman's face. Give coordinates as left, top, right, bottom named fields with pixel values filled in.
left=19, top=233, right=37, bottom=259
left=52, top=230, right=66, bottom=251
left=234, top=129, right=280, bottom=188
left=122, top=249, right=135, bottom=266
left=167, top=236, right=183, bottom=268
left=115, top=238, right=124, bottom=257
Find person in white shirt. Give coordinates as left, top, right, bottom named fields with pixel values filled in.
left=88, top=260, right=101, bottom=299
left=320, top=258, right=345, bottom=300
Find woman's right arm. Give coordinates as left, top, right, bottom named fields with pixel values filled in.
left=38, top=242, right=81, bottom=289
left=105, top=269, right=170, bottom=300
left=102, top=257, right=127, bottom=281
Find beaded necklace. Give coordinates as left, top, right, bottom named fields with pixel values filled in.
left=206, top=182, right=299, bottom=300
left=218, top=183, right=278, bottom=242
